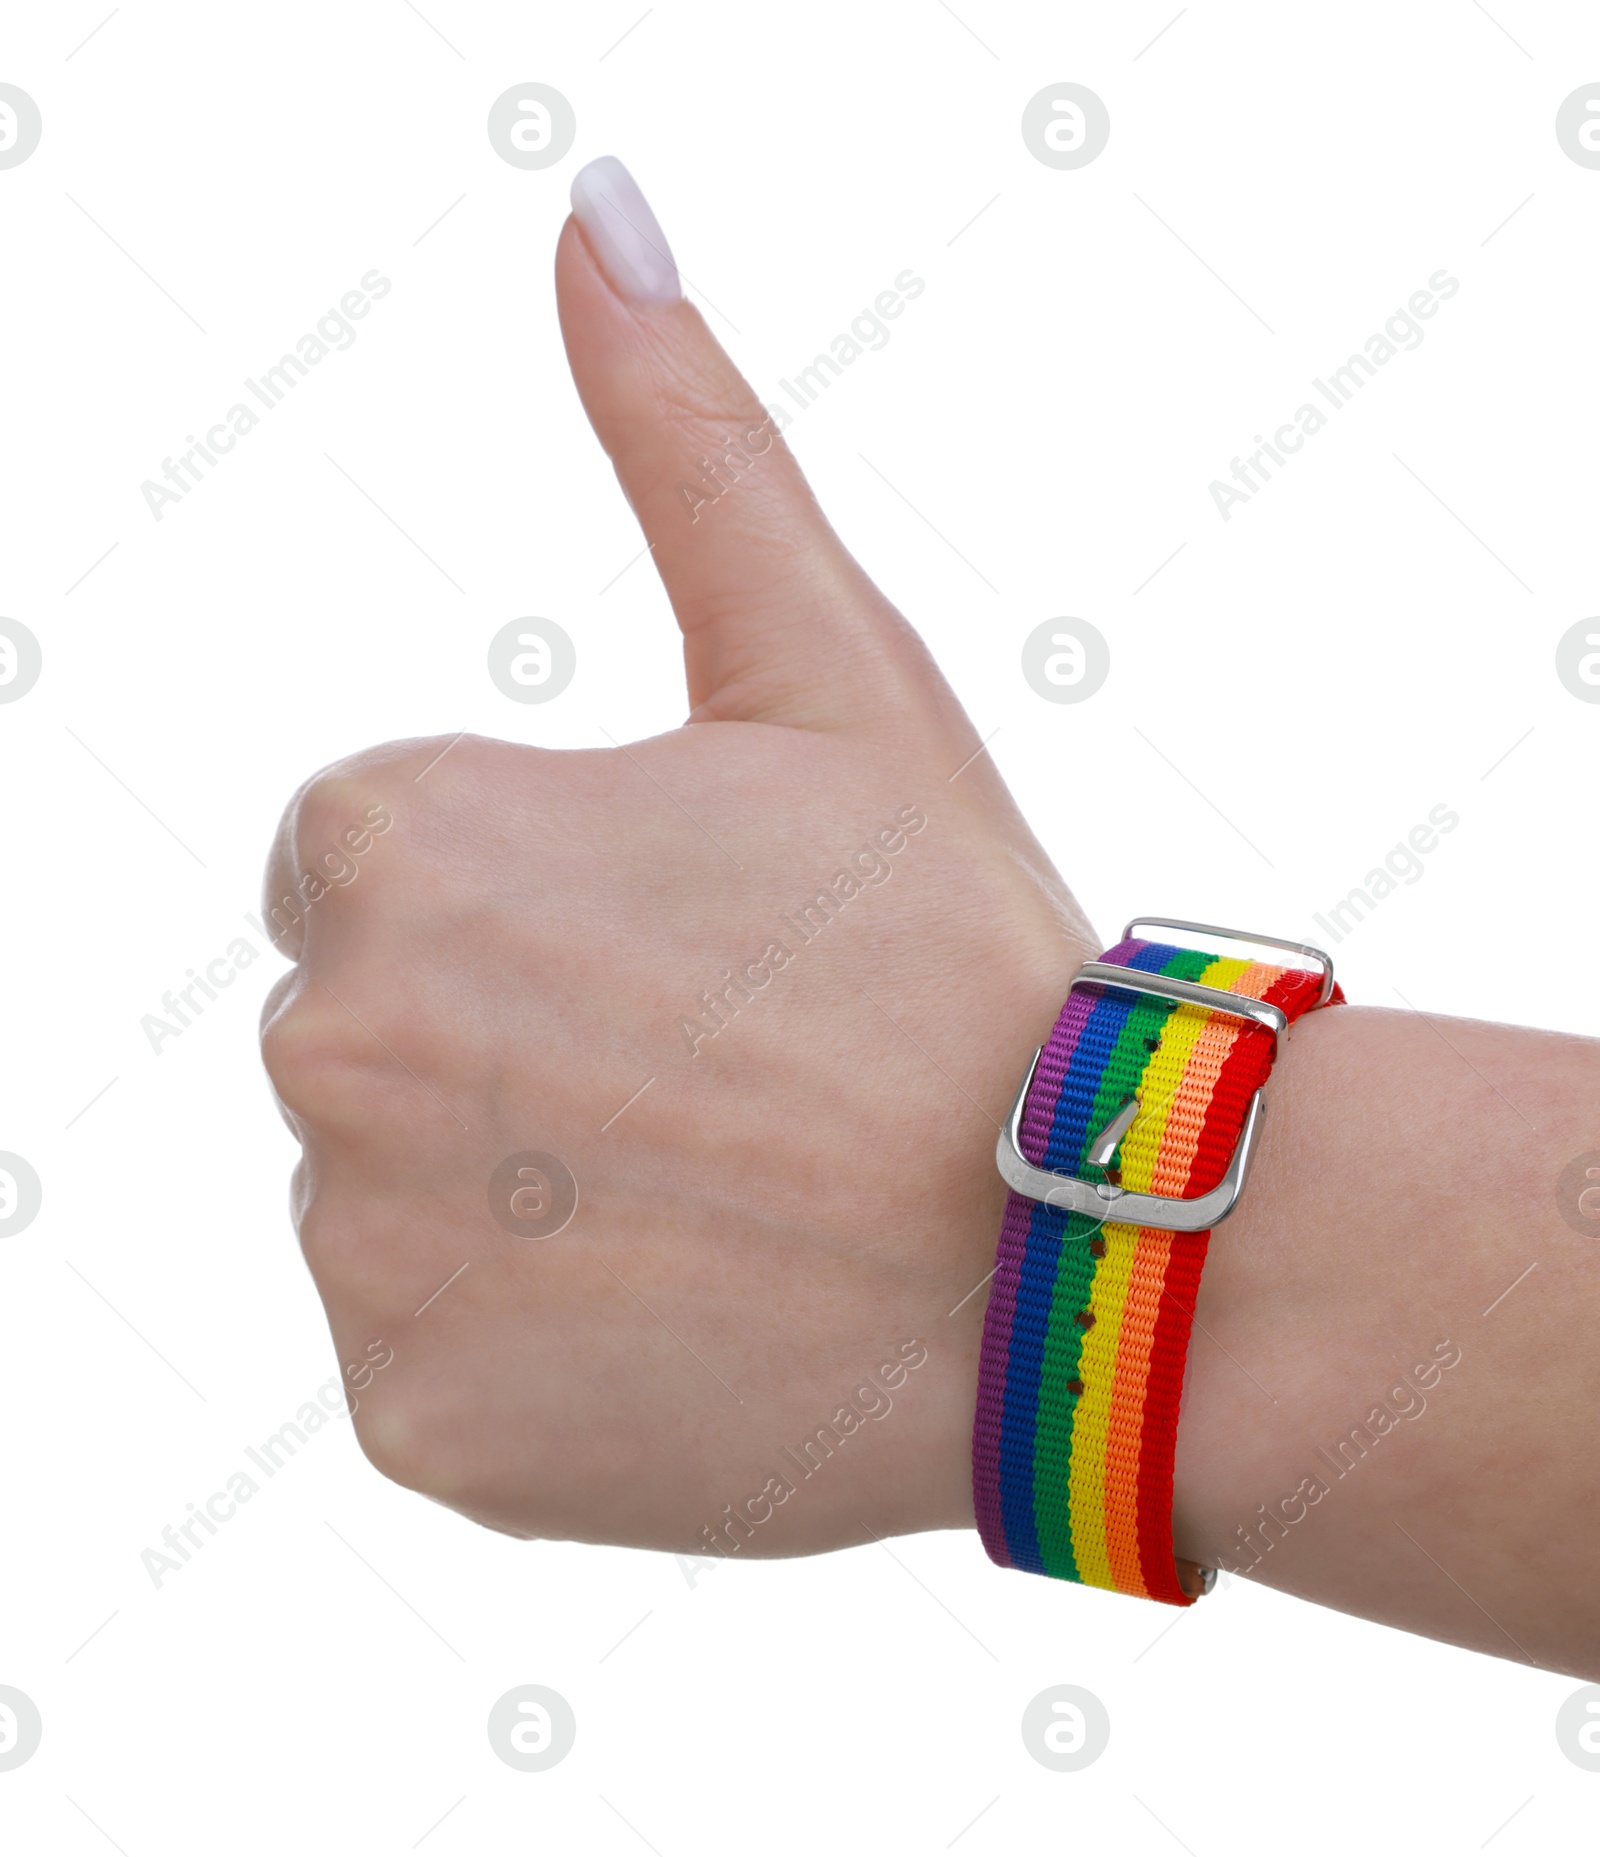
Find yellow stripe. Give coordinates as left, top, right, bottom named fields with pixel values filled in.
left=1065, top=1216, right=1140, bottom=1587
left=1066, top=956, right=1244, bottom=1586
left=1117, top=957, right=1246, bottom=1192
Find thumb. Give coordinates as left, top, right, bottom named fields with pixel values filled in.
left=556, top=156, right=954, bottom=737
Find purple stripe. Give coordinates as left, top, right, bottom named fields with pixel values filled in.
left=971, top=938, right=1147, bottom=1557
left=970, top=1192, right=1034, bottom=1559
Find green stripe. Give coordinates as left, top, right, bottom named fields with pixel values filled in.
left=1030, top=949, right=1219, bottom=1579
left=1032, top=1214, right=1096, bottom=1577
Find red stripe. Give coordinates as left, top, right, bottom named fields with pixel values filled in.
left=1135, top=1231, right=1209, bottom=1604
left=1134, top=969, right=1342, bottom=1601
left=1185, top=970, right=1329, bottom=1195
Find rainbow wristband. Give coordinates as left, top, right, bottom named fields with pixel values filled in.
left=972, top=921, right=1342, bottom=1605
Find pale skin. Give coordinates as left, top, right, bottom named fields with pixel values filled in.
left=259, top=159, right=1600, bottom=1681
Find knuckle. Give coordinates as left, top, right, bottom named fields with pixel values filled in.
left=292, top=777, right=392, bottom=881
left=264, top=747, right=417, bottom=949
left=294, top=1189, right=382, bottom=1287
left=259, top=990, right=379, bottom=1124
left=261, top=963, right=458, bottom=1136
left=351, top=1389, right=444, bottom=1496
left=350, top=1368, right=487, bottom=1508
left=291, top=1212, right=473, bottom=1504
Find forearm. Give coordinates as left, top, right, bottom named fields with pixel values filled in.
left=1168, top=1000, right=1600, bottom=1675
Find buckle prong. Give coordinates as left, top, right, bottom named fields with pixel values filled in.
left=997, top=1045, right=1267, bottom=1232
left=1085, top=1095, right=1140, bottom=1171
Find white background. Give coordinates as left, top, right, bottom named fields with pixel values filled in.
left=2, top=0, right=1598, bottom=1849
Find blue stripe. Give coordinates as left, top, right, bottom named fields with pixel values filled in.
left=996, top=1194, right=1068, bottom=1571
left=1044, top=941, right=1179, bottom=1170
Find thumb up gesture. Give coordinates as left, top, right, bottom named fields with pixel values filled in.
left=259, top=157, right=1096, bottom=1555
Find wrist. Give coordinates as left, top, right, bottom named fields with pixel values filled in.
left=968, top=924, right=1340, bottom=1601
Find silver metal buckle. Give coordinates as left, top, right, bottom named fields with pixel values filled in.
left=995, top=919, right=1334, bottom=1233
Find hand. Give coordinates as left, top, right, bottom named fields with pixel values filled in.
left=259, top=157, right=1096, bottom=1557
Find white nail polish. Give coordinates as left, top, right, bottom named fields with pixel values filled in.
left=570, top=156, right=681, bottom=306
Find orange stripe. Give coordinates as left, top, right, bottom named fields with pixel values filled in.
left=1148, top=962, right=1282, bottom=1196
left=1100, top=1228, right=1170, bottom=1592
left=1100, top=963, right=1286, bottom=1587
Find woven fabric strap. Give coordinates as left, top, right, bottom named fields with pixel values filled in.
left=971, top=936, right=1342, bottom=1605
